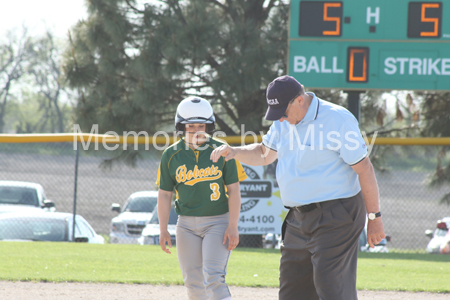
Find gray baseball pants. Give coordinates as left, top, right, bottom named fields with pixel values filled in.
left=176, top=213, right=231, bottom=300
left=279, top=192, right=366, bottom=300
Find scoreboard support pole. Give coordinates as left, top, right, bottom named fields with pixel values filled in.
left=346, top=91, right=362, bottom=122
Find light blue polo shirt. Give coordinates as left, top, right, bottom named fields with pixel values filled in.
left=262, top=92, right=367, bottom=207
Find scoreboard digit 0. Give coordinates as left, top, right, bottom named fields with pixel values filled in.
left=347, top=47, right=369, bottom=83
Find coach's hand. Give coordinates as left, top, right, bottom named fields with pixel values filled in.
left=211, top=144, right=235, bottom=163
left=367, top=218, right=385, bottom=248
left=159, top=230, right=173, bottom=254
left=223, top=225, right=239, bottom=251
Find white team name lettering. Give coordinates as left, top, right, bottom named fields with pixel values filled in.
left=267, top=99, right=279, bottom=105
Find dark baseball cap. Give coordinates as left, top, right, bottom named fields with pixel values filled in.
left=265, top=75, right=302, bottom=121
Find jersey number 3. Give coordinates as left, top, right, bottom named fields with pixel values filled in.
left=210, top=183, right=220, bottom=201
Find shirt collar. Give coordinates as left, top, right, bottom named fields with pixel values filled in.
left=301, top=92, right=319, bottom=123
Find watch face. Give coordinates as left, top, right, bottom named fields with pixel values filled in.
left=368, top=213, right=375, bottom=220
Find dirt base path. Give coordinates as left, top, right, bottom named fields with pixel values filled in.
left=1, top=281, right=449, bottom=300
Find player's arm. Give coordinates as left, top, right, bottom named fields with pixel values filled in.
left=223, top=181, right=241, bottom=250
left=351, top=156, right=385, bottom=248
left=211, top=143, right=277, bottom=166
left=158, top=189, right=174, bottom=254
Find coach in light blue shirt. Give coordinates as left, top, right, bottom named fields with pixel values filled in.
left=211, top=75, right=385, bottom=300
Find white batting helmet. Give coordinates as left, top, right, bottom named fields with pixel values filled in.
left=175, top=96, right=216, bottom=133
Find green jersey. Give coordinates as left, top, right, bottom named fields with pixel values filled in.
left=156, top=137, right=247, bottom=216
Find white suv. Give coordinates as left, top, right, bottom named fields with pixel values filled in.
left=109, top=191, right=158, bottom=244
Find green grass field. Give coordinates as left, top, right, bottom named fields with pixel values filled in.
left=0, top=242, right=449, bottom=293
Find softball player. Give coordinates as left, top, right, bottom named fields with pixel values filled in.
left=156, top=96, right=247, bottom=300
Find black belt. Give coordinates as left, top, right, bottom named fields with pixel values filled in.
left=285, top=198, right=342, bottom=213
left=285, top=195, right=359, bottom=214
left=285, top=202, right=320, bottom=213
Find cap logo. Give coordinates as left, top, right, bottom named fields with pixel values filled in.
left=267, top=98, right=279, bottom=105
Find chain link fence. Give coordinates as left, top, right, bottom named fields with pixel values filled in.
left=0, top=137, right=449, bottom=252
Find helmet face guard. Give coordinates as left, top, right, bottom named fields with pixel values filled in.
left=175, top=122, right=216, bottom=134
left=175, top=97, right=216, bottom=134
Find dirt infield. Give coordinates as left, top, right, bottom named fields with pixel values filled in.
left=1, top=281, right=449, bottom=300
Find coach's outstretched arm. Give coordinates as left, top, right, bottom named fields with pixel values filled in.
left=210, top=143, right=277, bottom=166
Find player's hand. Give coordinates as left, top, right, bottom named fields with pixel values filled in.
left=223, top=225, right=239, bottom=251
left=211, top=145, right=235, bottom=163
left=159, top=230, right=172, bottom=254
left=367, top=218, right=385, bottom=248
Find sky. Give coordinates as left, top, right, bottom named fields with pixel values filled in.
left=0, top=0, right=88, bottom=39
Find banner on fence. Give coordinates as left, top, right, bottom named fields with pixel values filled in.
left=238, top=164, right=287, bottom=235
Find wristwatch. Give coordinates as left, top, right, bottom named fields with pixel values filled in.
left=368, top=212, right=381, bottom=220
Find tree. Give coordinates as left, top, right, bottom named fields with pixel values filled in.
left=1, top=28, right=73, bottom=134
left=27, top=31, right=72, bottom=133
left=420, top=91, right=450, bottom=205
left=62, top=0, right=289, bottom=135
left=0, top=27, right=35, bottom=133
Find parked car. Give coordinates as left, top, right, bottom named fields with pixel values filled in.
left=110, top=191, right=158, bottom=244
left=0, top=211, right=104, bottom=243
left=425, top=217, right=450, bottom=254
left=0, top=181, right=55, bottom=213
left=138, top=206, right=178, bottom=246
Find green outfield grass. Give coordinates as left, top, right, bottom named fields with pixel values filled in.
left=0, top=242, right=449, bottom=293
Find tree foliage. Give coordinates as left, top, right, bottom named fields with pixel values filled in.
left=0, top=28, right=35, bottom=133
left=420, top=91, right=450, bottom=205
left=62, top=0, right=289, bottom=135
left=26, top=32, right=70, bottom=133
left=0, top=27, right=72, bottom=133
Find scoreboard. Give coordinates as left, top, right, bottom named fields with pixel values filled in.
left=288, top=0, right=450, bottom=90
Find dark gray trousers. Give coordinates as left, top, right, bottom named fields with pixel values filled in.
left=279, top=192, right=366, bottom=300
